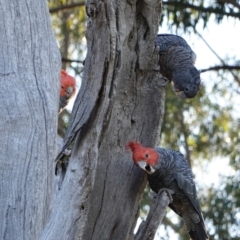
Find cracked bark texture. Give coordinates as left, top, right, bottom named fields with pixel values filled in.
left=0, top=0, right=164, bottom=239
left=134, top=191, right=172, bottom=240
left=41, top=0, right=164, bottom=239
left=0, top=0, right=61, bottom=240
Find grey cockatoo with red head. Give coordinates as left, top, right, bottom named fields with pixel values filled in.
left=156, top=34, right=201, bottom=99
left=59, top=69, right=76, bottom=113
left=126, top=141, right=208, bottom=240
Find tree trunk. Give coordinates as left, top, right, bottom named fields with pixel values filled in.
left=41, top=0, right=164, bottom=239
left=1, top=0, right=165, bottom=239
left=0, top=1, right=61, bottom=239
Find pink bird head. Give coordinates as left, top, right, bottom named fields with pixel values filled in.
left=60, top=69, right=76, bottom=99
left=126, top=141, right=158, bottom=166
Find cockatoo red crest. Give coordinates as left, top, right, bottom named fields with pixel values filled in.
left=60, top=69, right=76, bottom=98
left=126, top=141, right=158, bottom=166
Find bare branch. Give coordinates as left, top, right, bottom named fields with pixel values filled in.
left=201, top=65, right=240, bottom=86
left=196, top=31, right=225, bottom=65
left=217, top=0, right=240, bottom=11
left=162, top=1, right=240, bottom=18
left=62, top=57, right=84, bottom=64
left=200, top=65, right=240, bottom=73
left=49, top=2, right=85, bottom=14
left=134, top=190, right=172, bottom=240
left=196, top=30, right=240, bottom=84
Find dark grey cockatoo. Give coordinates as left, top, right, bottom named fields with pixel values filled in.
left=126, top=141, right=208, bottom=240
left=155, top=34, right=201, bottom=99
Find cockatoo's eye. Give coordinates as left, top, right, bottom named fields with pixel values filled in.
left=145, top=153, right=149, bottom=158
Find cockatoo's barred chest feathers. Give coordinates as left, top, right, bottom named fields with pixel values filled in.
left=126, top=141, right=209, bottom=240
left=155, top=34, right=201, bottom=99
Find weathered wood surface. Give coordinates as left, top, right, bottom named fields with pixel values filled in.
left=134, top=191, right=173, bottom=240
left=41, top=0, right=164, bottom=239
left=0, top=0, right=166, bottom=239
left=0, top=0, right=61, bottom=240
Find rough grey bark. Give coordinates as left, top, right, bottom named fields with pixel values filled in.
left=0, top=1, right=61, bottom=240
left=134, top=191, right=172, bottom=240
left=41, top=0, right=165, bottom=239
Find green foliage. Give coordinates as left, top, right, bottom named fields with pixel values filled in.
left=49, top=0, right=86, bottom=72
left=48, top=0, right=86, bottom=136
left=202, top=172, right=240, bottom=239
left=139, top=80, right=240, bottom=239
left=162, top=82, right=236, bottom=160
left=156, top=76, right=240, bottom=238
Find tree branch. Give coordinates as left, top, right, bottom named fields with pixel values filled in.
left=217, top=0, right=240, bottom=11
left=200, top=65, right=240, bottom=73
left=62, top=57, right=84, bottom=64
left=201, top=65, right=240, bottom=86
left=49, top=2, right=85, bottom=14
left=162, top=1, right=240, bottom=18
left=196, top=30, right=240, bottom=85
left=134, top=190, right=172, bottom=240
left=196, top=31, right=225, bottom=65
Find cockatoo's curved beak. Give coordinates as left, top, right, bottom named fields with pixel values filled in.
left=137, top=161, right=155, bottom=174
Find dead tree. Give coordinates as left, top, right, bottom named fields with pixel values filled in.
left=0, top=0, right=60, bottom=239
left=0, top=0, right=167, bottom=239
